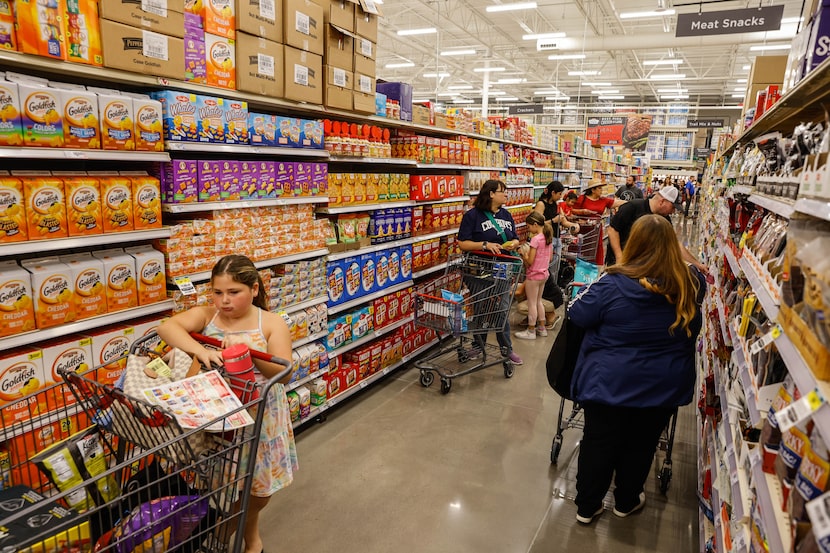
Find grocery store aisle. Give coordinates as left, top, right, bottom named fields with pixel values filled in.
left=260, top=322, right=701, bottom=552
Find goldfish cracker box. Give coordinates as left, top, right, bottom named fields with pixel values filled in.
left=0, top=348, right=47, bottom=427
left=84, top=324, right=134, bottom=386
left=54, top=172, right=103, bottom=236
left=39, top=335, right=93, bottom=410
left=15, top=171, right=69, bottom=239
left=88, top=171, right=134, bottom=232
left=0, top=260, right=35, bottom=337
left=151, top=91, right=198, bottom=142
left=91, top=248, right=137, bottom=312
left=87, top=87, right=134, bottom=150
left=58, top=253, right=106, bottom=321
left=0, top=173, right=27, bottom=242
left=125, top=245, right=166, bottom=305
left=21, top=256, right=75, bottom=329
left=125, top=93, right=164, bottom=152
left=121, top=171, right=161, bottom=229
left=205, top=33, right=236, bottom=89
left=0, top=77, right=23, bottom=146
left=14, top=0, right=66, bottom=60
left=6, top=74, right=64, bottom=147
left=49, top=82, right=100, bottom=149
left=204, top=0, right=234, bottom=38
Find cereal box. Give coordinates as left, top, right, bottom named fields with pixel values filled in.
left=91, top=248, right=137, bottom=312
left=7, top=75, right=64, bottom=147
left=50, top=82, right=100, bottom=149
left=300, top=119, right=323, bottom=149
left=194, top=94, right=225, bottom=142
left=59, top=253, right=106, bottom=320
left=39, top=335, right=93, bottom=409
left=0, top=174, right=27, bottom=242
left=219, top=159, right=240, bottom=199
left=239, top=160, right=259, bottom=199
left=63, top=0, right=102, bottom=65
left=123, top=172, right=161, bottom=229
left=0, top=260, right=35, bottom=337
left=197, top=159, right=221, bottom=201
left=0, top=78, right=23, bottom=146
left=59, top=174, right=103, bottom=236
left=127, top=94, right=164, bottom=152
left=0, top=348, right=46, bottom=426
left=222, top=98, right=248, bottom=144
left=275, top=161, right=293, bottom=197
left=205, top=33, right=236, bottom=89
left=184, top=26, right=207, bottom=84
left=155, top=160, right=198, bottom=203
left=22, top=257, right=75, bottom=328
left=0, top=0, right=16, bottom=50
left=275, top=116, right=299, bottom=147
left=204, top=0, right=234, bottom=38
left=152, top=91, right=198, bottom=142
left=91, top=173, right=134, bottom=232
left=257, top=161, right=276, bottom=198
left=17, top=172, right=68, bottom=239
left=125, top=245, right=166, bottom=305
left=87, top=87, right=134, bottom=150
left=14, top=0, right=66, bottom=59
left=248, top=112, right=275, bottom=146
left=84, top=325, right=134, bottom=386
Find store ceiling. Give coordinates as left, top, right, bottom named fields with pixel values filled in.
left=374, top=0, right=803, bottom=114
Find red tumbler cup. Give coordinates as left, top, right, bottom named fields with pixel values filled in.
left=222, top=344, right=260, bottom=403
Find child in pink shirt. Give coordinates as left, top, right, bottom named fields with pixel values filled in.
left=515, top=211, right=553, bottom=339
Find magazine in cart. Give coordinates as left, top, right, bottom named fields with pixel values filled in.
left=142, top=371, right=255, bottom=432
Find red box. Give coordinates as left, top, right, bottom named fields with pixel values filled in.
left=347, top=348, right=372, bottom=380
left=369, top=343, right=383, bottom=375
left=373, top=296, right=388, bottom=329
left=413, top=330, right=425, bottom=351
left=412, top=206, right=423, bottom=235
left=341, top=361, right=359, bottom=389
left=387, top=293, right=400, bottom=324
left=402, top=334, right=414, bottom=356
left=409, top=175, right=436, bottom=201
left=399, top=288, right=413, bottom=319
left=325, top=368, right=342, bottom=398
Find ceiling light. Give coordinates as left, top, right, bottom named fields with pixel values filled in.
left=473, top=67, right=505, bottom=72
left=422, top=72, right=450, bottom=78
left=619, top=8, right=676, bottom=19
left=581, top=82, right=612, bottom=86
left=591, top=89, right=619, bottom=94
left=437, top=92, right=459, bottom=97
left=782, top=17, right=804, bottom=24
left=657, top=88, right=688, bottom=93
left=649, top=73, right=686, bottom=80
left=448, top=85, right=474, bottom=90
left=441, top=49, right=476, bottom=56
left=453, top=99, right=475, bottom=104
left=497, top=78, right=526, bottom=84
left=385, top=62, right=415, bottom=68
left=733, top=87, right=744, bottom=92
left=736, top=78, right=747, bottom=83
left=750, top=44, right=792, bottom=51
left=643, top=59, right=682, bottom=66
left=522, top=32, right=566, bottom=40
left=548, top=54, right=586, bottom=60
left=731, top=94, right=745, bottom=98
left=495, top=96, right=519, bottom=101
left=661, top=95, right=689, bottom=100
left=568, top=70, right=599, bottom=76
left=545, top=96, right=570, bottom=101
left=486, top=2, right=536, bottom=12
left=742, top=65, right=751, bottom=70
left=596, top=95, right=624, bottom=99
left=397, top=27, right=437, bottom=36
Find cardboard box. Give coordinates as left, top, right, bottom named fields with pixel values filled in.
left=0, top=0, right=16, bottom=51
left=235, top=33, right=284, bottom=98
left=99, top=0, right=186, bottom=38
left=95, top=173, right=135, bottom=231
left=205, top=33, right=236, bottom=89
left=40, top=335, right=94, bottom=408
left=236, top=0, right=282, bottom=42
left=91, top=248, right=138, bottom=312
left=352, top=35, right=375, bottom=76
left=412, top=104, right=431, bottom=125
left=354, top=0, right=380, bottom=43
left=325, top=25, right=353, bottom=70
left=59, top=252, right=106, bottom=321
left=284, top=46, right=322, bottom=104
left=64, top=0, right=103, bottom=65
left=8, top=76, right=64, bottom=147
left=352, top=90, right=374, bottom=114
left=62, top=176, right=103, bottom=236
left=283, top=0, right=324, bottom=55
left=0, top=175, right=28, bottom=242
left=50, top=82, right=100, bottom=149
left=324, top=0, right=356, bottom=31
left=0, top=349, right=46, bottom=426
left=353, top=72, right=374, bottom=95
left=128, top=94, right=164, bottom=152
left=185, top=26, right=207, bottom=83
left=0, top=79, right=22, bottom=146
left=125, top=172, right=162, bottom=229
left=324, top=66, right=353, bottom=110
left=222, top=97, right=249, bottom=144
left=100, top=20, right=185, bottom=80
left=19, top=172, right=69, bottom=239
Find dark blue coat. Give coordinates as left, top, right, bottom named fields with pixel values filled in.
left=569, top=270, right=705, bottom=408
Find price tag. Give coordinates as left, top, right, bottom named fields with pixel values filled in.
left=750, top=329, right=776, bottom=354
left=257, top=53, right=275, bottom=77
left=295, top=11, right=310, bottom=35
left=359, top=75, right=372, bottom=94
left=142, top=0, right=168, bottom=17
left=294, top=64, right=309, bottom=86
left=142, top=30, right=169, bottom=61
left=333, top=68, right=347, bottom=88
left=259, top=0, right=275, bottom=20
left=174, top=276, right=197, bottom=295
left=360, top=39, right=373, bottom=57
left=806, top=492, right=830, bottom=544
left=63, top=150, right=88, bottom=159
left=360, top=380, right=368, bottom=389
left=775, top=388, right=825, bottom=433
left=361, top=0, right=379, bottom=14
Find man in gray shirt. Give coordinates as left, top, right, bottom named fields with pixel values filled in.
left=615, top=175, right=644, bottom=201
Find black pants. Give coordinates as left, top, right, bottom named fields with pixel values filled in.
left=575, top=402, right=674, bottom=516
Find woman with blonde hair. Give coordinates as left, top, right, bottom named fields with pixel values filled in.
left=568, top=215, right=705, bottom=525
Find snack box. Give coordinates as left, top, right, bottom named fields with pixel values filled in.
left=399, top=245, right=412, bottom=280
left=222, top=97, right=248, bottom=144
left=239, top=160, right=259, bottom=200
left=205, top=0, right=235, bottom=38
left=311, top=162, right=327, bottom=196
left=294, top=161, right=312, bottom=196
left=0, top=0, right=16, bottom=50
left=275, top=115, right=300, bottom=147
left=7, top=75, right=63, bottom=147
left=156, top=160, right=198, bottom=203
left=14, top=0, right=66, bottom=60
left=57, top=174, right=103, bottom=237
left=372, top=295, right=387, bottom=329
left=326, top=312, right=351, bottom=350
left=326, top=258, right=346, bottom=306
left=342, top=255, right=360, bottom=301
left=205, top=33, right=236, bottom=90
left=22, top=257, right=75, bottom=329
left=125, top=245, right=166, bottom=305
left=83, top=324, right=134, bottom=386
left=374, top=249, right=389, bottom=290
left=387, top=247, right=401, bottom=286
left=59, top=253, right=106, bottom=321
left=17, top=171, right=68, bottom=239
left=0, top=173, right=28, bottom=242
left=275, top=160, right=293, bottom=198
left=40, top=335, right=94, bottom=409
left=49, top=82, right=100, bottom=149
left=219, top=159, right=241, bottom=199
left=194, top=94, right=225, bottom=142
left=351, top=305, right=372, bottom=340
left=0, top=260, right=35, bottom=338
left=123, top=172, right=162, bottom=229
left=128, top=93, right=164, bottom=152
left=249, top=112, right=275, bottom=146
left=0, top=350, right=45, bottom=425
left=89, top=172, right=134, bottom=232
left=0, top=78, right=22, bottom=146
left=198, top=159, right=221, bottom=202
left=257, top=160, right=277, bottom=198
left=359, top=253, right=376, bottom=295
left=91, top=248, right=138, bottom=312
left=151, top=90, right=198, bottom=142
left=87, top=87, right=134, bottom=150
left=300, top=118, right=323, bottom=149
left=63, top=0, right=103, bottom=65
left=185, top=25, right=208, bottom=83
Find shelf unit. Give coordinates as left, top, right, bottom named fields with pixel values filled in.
left=293, top=330, right=328, bottom=349
left=748, top=194, right=794, bottom=219
left=0, top=147, right=170, bottom=161
left=327, top=156, right=417, bottom=166
left=169, top=248, right=330, bottom=283
left=166, top=142, right=329, bottom=157
left=280, top=295, right=329, bottom=315
left=794, top=197, right=830, bottom=221
left=0, top=228, right=172, bottom=256
left=317, top=201, right=415, bottom=214
left=163, top=196, right=327, bottom=213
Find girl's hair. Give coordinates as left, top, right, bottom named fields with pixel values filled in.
left=539, top=180, right=565, bottom=203
left=606, top=215, right=700, bottom=336
left=473, top=179, right=505, bottom=210
left=211, top=255, right=267, bottom=310
left=564, top=191, right=578, bottom=202
left=525, top=211, right=553, bottom=245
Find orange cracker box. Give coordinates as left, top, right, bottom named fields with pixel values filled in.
left=0, top=77, right=23, bottom=146
left=49, top=82, right=100, bottom=149
left=59, top=253, right=106, bottom=320
left=63, top=0, right=102, bottom=65
left=88, top=171, right=134, bottom=232
left=125, top=245, right=166, bottom=305
left=84, top=324, right=134, bottom=386
left=14, top=0, right=66, bottom=59
left=205, top=33, right=236, bottom=89
left=91, top=248, right=138, bottom=312
left=87, top=87, right=134, bottom=150
left=0, top=0, right=16, bottom=50
left=0, top=173, right=27, bottom=242
left=0, top=347, right=46, bottom=427
left=21, top=256, right=75, bottom=329
left=15, top=171, right=69, bottom=239
left=0, top=260, right=35, bottom=337
left=6, top=74, right=64, bottom=147
left=124, top=93, right=164, bottom=152
left=205, top=0, right=234, bottom=38
left=130, top=315, right=167, bottom=354
left=39, top=335, right=93, bottom=410
left=54, top=173, right=103, bottom=236
left=121, top=171, right=161, bottom=229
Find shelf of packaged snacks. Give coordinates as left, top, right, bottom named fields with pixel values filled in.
left=507, top=163, right=535, bottom=169
left=415, top=163, right=494, bottom=171
left=163, top=196, right=328, bottom=213
left=166, top=142, right=329, bottom=158
left=412, top=262, right=449, bottom=279
left=293, top=335, right=440, bottom=428
left=509, top=203, right=535, bottom=210
left=328, top=281, right=414, bottom=316
left=287, top=367, right=327, bottom=392
left=292, top=330, right=328, bottom=349
left=748, top=194, right=794, bottom=219
left=0, top=147, right=171, bottom=162
left=505, top=184, right=533, bottom=189
left=532, top=185, right=548, bottom=190
left=317, top=201, right=415, bottom=214
left=794, top=197, right=830, bottom=221
left=327, top=156, right=417, bottom=166
left=738, top=257, right=779, bottom=321
left=412, top=228, right=458, bottom=242
left=415, top=196, right=470, bottom=204
left=0, top=228, right=172, bottom=257
left=280, top=295, right=329, bottom=316
left=717, top=239, right=742, bottom=279
left=749, top=455, right=792, bottom=553
left=731, top=185, right=755, bottom=196
left=171, top=248, right=330, bottom=283
left=731, top=345, right=762, bottom=426
left=327, top=315, right=415, bottom=358
left=467, top=166, right=508, bottom=171
left=327, top=237, right=415, bottom=262
left=0, top=300, right=174, bottom=351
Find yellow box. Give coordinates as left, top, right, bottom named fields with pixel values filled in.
left=64, top=0, right=103, bottom=65
left=91, top=248, right=138, bottom=312
left=0, top=260, right=35, bottom=337
left=21, top=257, right=75, bottom=329
left=59, top=252, right=106, bottom=320
left=126, top=245, right=166, bottom=305
left=58, top=174, right=103, bottom=236
left=39, top=335, right=93, bottom=409
left=84, top=325, right=134, bottom=385
left=92, top=173, right=134, bottom=232
left=205, top=33, right=236, bottom=89
left=205, top=0, right=235, bottom=38
left=14, top=0, right=67, bottom=60
left=0, top=175, right=28, bottom=242
left=7, top=75, right=64, bottom=147
left=0, top=348, right=46, bottom=426
left=17, top=172, right=69, bottom=239
left=122, top=172, right=162, bottom=229
left=88, top=87, right=134, bottom=150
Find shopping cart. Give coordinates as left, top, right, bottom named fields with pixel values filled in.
left=414, top=250, right=524, bottom=394
left=0, top=332, right=291, bottom=553
left=558, top=216, right=603, bottom=286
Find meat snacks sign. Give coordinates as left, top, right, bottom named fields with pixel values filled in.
left=676, top=5, right=784, bottom=37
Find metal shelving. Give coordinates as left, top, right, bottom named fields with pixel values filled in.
left=0, top=228, right=172, bottom=256
left=328, top=156, right=417, bottom=166
left=317, top=201, right=415, bottom=214
left=794, top=197, right=830, bottom=221
left=166, top=142, right=329, bottom=157
left=163, top=196, right=327, bottom=213
left=326, top=315, right=414, bottom=358
left=327, top=237, right=414, bottom=262
left=170, top=248, right=330, bottom=283
left=0, top=147, right=170, bottom=161
left=328, top=281, right=414, bottom=315
left=748, top=194, right=794, bottom=219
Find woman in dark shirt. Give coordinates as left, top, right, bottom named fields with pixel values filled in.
left=534, top=180, right=580, bottom=272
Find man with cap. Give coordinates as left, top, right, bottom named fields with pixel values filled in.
left=606, top=186, right=709, bottom=275
left=572, top=180, right=627, bottom=266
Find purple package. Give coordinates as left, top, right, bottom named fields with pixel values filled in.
left=239, top=160, right=259, bottom=200
left=257, top=161, right=277, bottom=198
left=197, top=159, right=221, bottom=202
left=184, top=27, right=207, bottom=84
left=311, top=162, right=328, bottom=196
left=294, top=161, right=312, bottom=196
left=807, top=6, right=830, bottom=74
left=275, top=161, right=294, bottom=197
left=219, top=160, right=241, bottom=200
left=157, top=160, right=198, bottom=203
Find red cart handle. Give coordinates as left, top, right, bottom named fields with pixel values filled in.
left=190, top=332, right=288, bottom=365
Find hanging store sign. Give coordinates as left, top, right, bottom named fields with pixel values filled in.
left=509, top=104, right=544, bottom=115
left=586, top=114, right=652, bottom=149
left=676, top=5, right=785, bottom=37
left=687, top=118, right=725, bottom=128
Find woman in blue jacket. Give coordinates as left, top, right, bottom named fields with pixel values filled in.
left=570, top=214, right=705, bottom=524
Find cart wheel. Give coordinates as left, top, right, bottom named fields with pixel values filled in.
left=503, top=361, right=514, bottom=378
left=440, top=378, right=452, bottom=395
left=658, top=465, right=672, bottom=495
left=457, top=348, right=469, bottom=363
left=419, top=371, right=434, bottom=388
left=551, top=437, right=562, bottom=464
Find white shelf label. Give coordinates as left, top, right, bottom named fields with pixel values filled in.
left=294, top=64, right=309, bottom=86
left=142, top=30, right=169, bottom=61
left=259, top=0, right=275, bottom=20
left=750, top=326, right=779, bottom=354
left=807, top=492, right=830, bottom=546
left=142, top=0, right=168, bottom=17
left=333, top=68, right=347, bottom=88
left=295, top=11, right=310, bottom=35
left=360, top=39, right=373, bottom=57
left=359, top=75, right=372, bottom=94
left=257, top=53, right=275, bottom=77
left=776, top=388, right=825, bottom=433
left=174, top=276, right=197, bottom=296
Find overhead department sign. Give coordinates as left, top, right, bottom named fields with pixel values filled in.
left=675, top=5, right=784, bottom=37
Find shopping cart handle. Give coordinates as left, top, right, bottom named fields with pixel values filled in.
left=190, top=332, right=290, bottom=366
left=470, top=249, right=522, bottom=260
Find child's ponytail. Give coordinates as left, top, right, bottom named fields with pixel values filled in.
left=542, top=222, right=554, bottom=245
